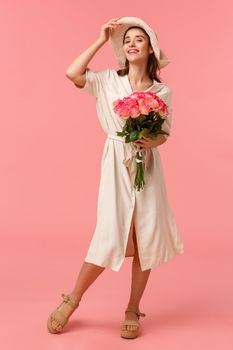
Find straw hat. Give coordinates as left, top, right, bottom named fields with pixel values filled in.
left=109, top=16, right=170, bottom=69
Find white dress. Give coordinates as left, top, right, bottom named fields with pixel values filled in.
left=76, top=67, right=184, bottom=272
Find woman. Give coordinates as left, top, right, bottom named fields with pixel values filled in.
left=47, top=17, right=184, bottom=339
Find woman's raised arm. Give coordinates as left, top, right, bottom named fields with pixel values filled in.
left=65, top=18, right=122, bottom=88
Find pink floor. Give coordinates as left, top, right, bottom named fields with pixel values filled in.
left=1, top=233, right=232, bottom=350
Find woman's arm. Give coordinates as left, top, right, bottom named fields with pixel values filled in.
left=65, top=39, right=105, bottom=87
left=65, top=18, right=123, bottom=88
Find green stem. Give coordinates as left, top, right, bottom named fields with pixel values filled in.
left=134, top=151, right=145, bottom=191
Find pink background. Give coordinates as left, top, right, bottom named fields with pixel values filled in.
left=1, top=0, right=232, bottom=349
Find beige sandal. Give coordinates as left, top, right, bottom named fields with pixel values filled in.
left=121, top=307, right=146, bottom=339
left=47, top=293, right=79, bottom=334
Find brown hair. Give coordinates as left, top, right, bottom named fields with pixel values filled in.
left=116, top=26, right=162, bottom=83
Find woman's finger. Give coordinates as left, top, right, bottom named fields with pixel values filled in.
left=111, top=17, right=122, bottom=21
left=107, top=18, right=122, bottom=24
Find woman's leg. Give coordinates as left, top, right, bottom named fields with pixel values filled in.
left=122, top=228, right=151, bottom=331
left=51, top=262, right=105, bottom=331
left=70, top=261, right=105, bottom=303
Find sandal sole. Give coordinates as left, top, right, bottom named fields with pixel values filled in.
left=121, top=331, right=139, bottom=339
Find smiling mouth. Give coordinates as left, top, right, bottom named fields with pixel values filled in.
left=128, top=50, right=139, bottom=54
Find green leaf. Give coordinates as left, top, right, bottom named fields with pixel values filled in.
left=129, top=130, right=140, bottom=142
left=138, top=128, right=150, bottom=138
left=116, top=131, right=125, bottom=137
left=128, top=125, right=134, bottom=132
left=125, top=134, right=131, bottom=143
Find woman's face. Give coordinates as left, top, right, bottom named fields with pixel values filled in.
left=122, top=28, right=153, bottom=66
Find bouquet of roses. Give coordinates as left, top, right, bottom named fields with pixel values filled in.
left=113, top=91, right=169, bottom=191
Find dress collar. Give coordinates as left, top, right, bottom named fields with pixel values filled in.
left=124, top=74, right=156, bottom=94
left=111, top=69, right=165, bottom=95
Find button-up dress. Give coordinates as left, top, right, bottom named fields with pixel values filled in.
left=75, top=67, right=184, bottom=272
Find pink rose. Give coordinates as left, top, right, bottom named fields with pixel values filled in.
left=131, top=106, right=141, bottom=118
left=139, top=102, right=151, bottom=115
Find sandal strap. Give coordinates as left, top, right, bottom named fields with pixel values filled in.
left=61, top=293, right=79, bottom=309
left=122, top=319, right=140, bottom=327
left=125, top=307, right=146, bottom=318
left=50, top=309, right=68, bottom=327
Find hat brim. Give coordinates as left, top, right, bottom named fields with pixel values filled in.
left=109, top=17, right=170, bottom=69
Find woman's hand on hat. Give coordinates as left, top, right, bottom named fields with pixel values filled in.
left=98, top=18, right=123, bottom=44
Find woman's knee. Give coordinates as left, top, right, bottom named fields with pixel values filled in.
left=83, top=261, right=105, bottom=272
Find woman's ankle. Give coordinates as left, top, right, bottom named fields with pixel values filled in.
left=69, top=292, right=81, bottom=305
left=127, top=303, right=140, bottom=311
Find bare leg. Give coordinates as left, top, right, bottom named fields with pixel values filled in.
left=70, top=261, right=105, bottom=303
left=122, top=230, right=151, bottom=331
left=51, top=261, right=105, bottom=331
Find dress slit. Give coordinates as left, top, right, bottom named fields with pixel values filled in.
left=124, top=200, right=140, bottom=257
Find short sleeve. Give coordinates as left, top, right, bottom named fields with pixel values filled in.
left=74, top=67, right=110, bottom=97
left=160, top=86, right=173, bottom=139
